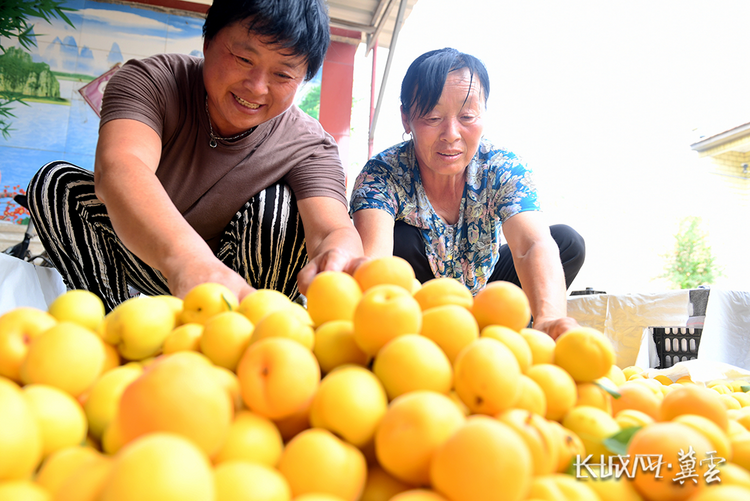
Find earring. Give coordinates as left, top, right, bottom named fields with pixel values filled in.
left=402, top=131, right=412, bottom=142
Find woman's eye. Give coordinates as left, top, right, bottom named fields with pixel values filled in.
left=235, top=55, right=251, bottom=65
left=276, top=73, right=293, bottom=80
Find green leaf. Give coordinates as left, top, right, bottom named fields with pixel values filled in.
left=563, top=455, right=578, bottom=476
left=221, top=294, right=233, bottom=311
left=603, top=426, right=642, bottom=456
left=741, top=385, right=750, bottom=393
left=594, top=380, right=622, bottom=399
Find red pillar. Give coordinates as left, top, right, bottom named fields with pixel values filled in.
left=319, top=28, right=360, bottom=172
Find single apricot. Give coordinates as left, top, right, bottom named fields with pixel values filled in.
left=622, top=366, right=644, bottom=380
left=236, top=289, right=292, bottom=325
left=525, top=363, right=577, bottom=422
left=496, top=408, right=559, bottom=476
left=519, top=328, right=556, bottom=365
left=214, top=460, right=292, bottom=501
left=312, top=320, right=369, bottom=374
left=729, top=433, right=750, bottom=471
left=606, top=365, right=627, bottom=386
left=614, top=409, right=655, bottom=430
left=352, top=284, right=422, bottom=357
left=0, top=380, right=42, bottom=480
left=250, top=308, right=315, bottom=351
left=481, top=325, right=532, bottom=373
left=278, top=428, right=367, bottom=501
left=0, top=479, right=53, bottom=501
left=373, top=334, right=453, bottom=400
left=117, top=353, right=233, bottom=458
left=660, top=383, right=729, bottom=431
left=576, top=382, right=614, bottom=415
left=687, top=485, right=750, bottom=501
left=353, top=256, right=416, bottom=293
left=236, top=337, right=320, bottom=421
left=611, top=382, right=661, bottom=421
left=412, top=277, right=473, bottom=311
left=627, top=422, right=714, bottom=501
left=420, top=305, right=479, bottom=364
left=453, top=337, right=522, bottom=415
left=306, top=271, right=363, bottom=326
left=48, top=453, right=111, bottom=501
left=429, top=415, right=533, bottom=501
left=562, top=405, right=620, bottom=459
left=212, top=410, right=284, bottom=467
left=199, top=311, right=254, bottom=371
left=35, top=445, right=102, bottom=497
left=0, top=307, right=57, bottom=382
left=358, top=464, right=413, bottom=501
left=554, top=327, right=615, bottom=383
left=390, top=490, right=450, bottom=501
left=179, top=282, right=239, bottom=325
left=514, top=374, right=547, bottom=416
left=713, top=462, right=750, bottom=489
left=20, top=321, right=106, bottom=398
left=100, top=433, right=214, bottom=501
left=309, top=365, right=388, bottom=448
left=672, top=414, right=731, bottom=462
left=547, top=420, right=586, bottom=473
left=471, top=281, right=531, bottom=332
left=528, top=473, right=600, bottom=501
left=375, top=390, right=465, bottom=486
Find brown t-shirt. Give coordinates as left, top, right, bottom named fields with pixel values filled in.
left=99, top=53, right=346, bottom=251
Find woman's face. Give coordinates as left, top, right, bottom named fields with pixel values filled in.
left=203, top=22, right=307, bottom=136
left=402, top=68, right=485, bottom=178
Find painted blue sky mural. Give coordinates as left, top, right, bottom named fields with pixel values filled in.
left=1, top=0, right=322, bottom=223
left=0, top=0, right=205, bottom=216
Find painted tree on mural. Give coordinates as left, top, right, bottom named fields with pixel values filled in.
left=1, top=0, right=76, bottom=139
left=660, top=216, right=723, bottom=289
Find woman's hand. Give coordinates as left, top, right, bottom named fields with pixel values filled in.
left=297, top=247, right=368, bottom=295
left=532, top=316, right=580, bottom=341
left=296, top=197, right=365, bottom=295
left=163, top=255, right=255, bottom=302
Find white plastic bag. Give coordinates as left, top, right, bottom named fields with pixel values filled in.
left=0, top=253, right=66, bottom=315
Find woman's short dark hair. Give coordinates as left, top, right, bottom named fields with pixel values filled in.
left=202, top=0, right=330, bottom=81
left=400, top=48, right=490, bottom=120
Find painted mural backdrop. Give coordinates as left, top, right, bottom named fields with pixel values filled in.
left=0, top=0, right=323, bottom=223
left=0, top=0, right=204, bottom=222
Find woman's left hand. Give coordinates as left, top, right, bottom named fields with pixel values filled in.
left=533, top=316, right=580, bottom=341
left=295, top=197, right=366, bottom=296
left=297, top=248, right=368, bottom=295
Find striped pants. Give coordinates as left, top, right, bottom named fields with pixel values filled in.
left=27, top=162, right=308, bottom=312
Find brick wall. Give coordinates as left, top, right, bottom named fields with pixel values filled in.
left=700, top=141, right=750, bottom=209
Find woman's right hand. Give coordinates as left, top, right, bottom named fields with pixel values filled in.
left=163, top=255, right=255, bottom=302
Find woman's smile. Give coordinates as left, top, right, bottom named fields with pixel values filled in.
left=233, top=93, right=261, bottom=109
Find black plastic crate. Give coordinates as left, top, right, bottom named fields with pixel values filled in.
left=650, top=326, right=703, bottom=369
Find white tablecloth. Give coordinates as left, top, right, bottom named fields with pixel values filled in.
left=699, top=290, right=750, bottom=370
left=567, top=289, right=750, bottom=370
left=0, top=253, right=66, bottom=316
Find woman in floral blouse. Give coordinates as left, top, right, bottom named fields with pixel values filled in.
left=349, top=48, right=585, bottom=339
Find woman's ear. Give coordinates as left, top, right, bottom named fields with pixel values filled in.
left=400, top=106, right=411, bottom=134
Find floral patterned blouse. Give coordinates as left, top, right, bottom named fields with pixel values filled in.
left=349, top=137, right=540, bottom=295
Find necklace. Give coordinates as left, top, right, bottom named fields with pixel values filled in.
left=205, top=95, right=255, bottom=148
